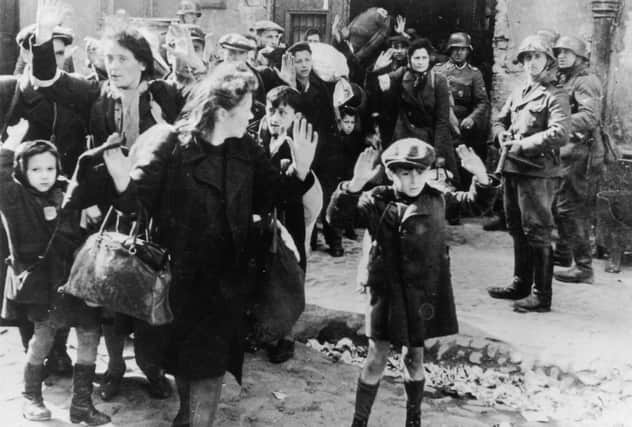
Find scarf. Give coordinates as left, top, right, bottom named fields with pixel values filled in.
left=110, top=81, right=166, bottom=148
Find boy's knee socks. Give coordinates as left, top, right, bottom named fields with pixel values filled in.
left=404, top=379, right=425, bottom=417
left=353, top=378, right=380, bottom=423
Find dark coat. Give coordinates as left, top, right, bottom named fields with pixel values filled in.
left=433, top=61, right=490, bottom=126
left=327, top=180, right=497, bottom=345
left=257, top=122, right=308, bottom=270
left=493, top=81, right=570, bottom=178
left=297, top=73, right=338, bottom=178
left=0, top=74, right=88, bottom=176
left=31, top=38, right=185, bottom=148
left=555, top=64, right=603, bottom=172
left=0, top=148, right=89, bottom=324
left=66, top=124, right=315, bottom=382
left=372, top=67, right=458, bottom=178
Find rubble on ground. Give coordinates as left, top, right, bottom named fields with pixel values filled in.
left=306, top=338, right=632, bottom=425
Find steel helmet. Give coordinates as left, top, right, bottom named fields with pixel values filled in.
left=177, top=0, right=202, bottom=17
left=446, top=32, right=473, bottom=51
left=516, top=34, right=555, bottom=63
left=554, top=35, right=589, bottom=60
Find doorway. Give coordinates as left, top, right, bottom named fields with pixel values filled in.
left=0, top=0, right=20, bottom=74
left=349, top=0, right=496, bottom=93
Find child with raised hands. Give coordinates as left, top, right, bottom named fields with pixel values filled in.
left=327, top=139, right=499, bottom=427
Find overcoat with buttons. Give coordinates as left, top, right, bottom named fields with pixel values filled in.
left=327, top=180, right=497, bottom=346
left=433, top=61, right=490, bottom=127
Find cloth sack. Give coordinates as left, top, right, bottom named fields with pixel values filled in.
left=309, top=42, right=349, bottom=83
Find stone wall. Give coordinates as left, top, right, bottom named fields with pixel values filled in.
left=605, top=1, right=632, bottom=152
left=491, top=0, right=592, bottom=106
left=492, top=0, right=632, bottom=151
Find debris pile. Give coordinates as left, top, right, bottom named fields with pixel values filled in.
left=306, top=338, right=632, bottom=425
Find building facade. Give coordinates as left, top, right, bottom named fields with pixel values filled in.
left=1, top=0, right=631, bottom=152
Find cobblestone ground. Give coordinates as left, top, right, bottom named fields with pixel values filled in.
left=0, top=218, right=630, bottom=426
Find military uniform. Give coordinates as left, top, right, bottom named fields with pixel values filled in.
left=552, top=41, right=603, bottom=283
left=434, top=61, right=490, bottom=158
left=487, top=34, right=570, bottom=313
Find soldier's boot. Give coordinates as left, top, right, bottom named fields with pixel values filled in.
left=22, top=363, right=51, bottom=421
left=69, top=364, right=111, bottom=425
left=45, top=327, right=73, bottom=376
left=553, top=244, right=572, bottom=267
left=514, top=245, right=553, bottom=313
left=350, top=379, right=380, bottom=427
left=554, top=241, right=594, bottom=284
left=488, top=236, right=533, bottom=299
left=404, top=380, right=424, bottom=427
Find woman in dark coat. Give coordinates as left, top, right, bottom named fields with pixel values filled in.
left=30, top=1, right=198, bottom=399
left=370, top=38, right=459, bottom=181
left=89, top=62, right=318, bottom=426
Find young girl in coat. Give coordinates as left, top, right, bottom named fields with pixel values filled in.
left=0, top=121, right=109, bottom=425
left=327, top=138, right=498, bottom=427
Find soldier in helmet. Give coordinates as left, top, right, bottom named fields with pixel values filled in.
left=434, top=32, right=490, bottom=177
left=551, top=35, right=602, bottom=284
left=176, top=0, right=202, bottom=25
left=487, top=34, right=571, bottom=313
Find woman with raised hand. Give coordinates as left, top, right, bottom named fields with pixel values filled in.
left=370, top=38, right=459, bottom=183
left=30, top=0, right=204, bottom=401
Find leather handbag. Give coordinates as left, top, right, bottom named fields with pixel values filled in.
left=250, top=209, right=305, bottom=343
left=60, top=207, right=173, bottom=325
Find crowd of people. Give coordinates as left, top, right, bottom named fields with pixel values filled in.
left=0, top=0, right=612, bottom=426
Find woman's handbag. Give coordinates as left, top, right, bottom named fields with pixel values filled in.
left=60, top=207, right=173, bottom=325
left=250, top=210, right=305, bottom=343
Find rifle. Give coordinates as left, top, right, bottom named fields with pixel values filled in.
left=494, top=133, right=544, bottom=174
left=494, top=131, right=515, bottom=175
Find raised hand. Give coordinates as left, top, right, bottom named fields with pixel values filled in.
left=276, top=53, right=297, bottom=89
left=165, top=24, right=206, bottom=72
left=348, top=148, right=381, bottom=192
left=395, top=15, right=407, bottom=35
left=36, top=0, right=71, bottom=44
left=287, top=118, right=318, bottom=181
left=102, top=133, right=132, bottom=193
left=332, top=14, right=342, bottom=42
left=2, top=119, right=29, bottom=152
left=373, top=49, right=394, bottom=71
left=456, top=144, right=489, bottom=184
